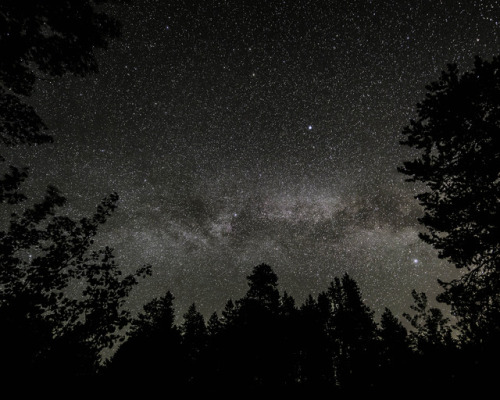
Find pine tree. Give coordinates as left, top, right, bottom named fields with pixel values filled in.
left=327, top=274, right=378, bottom=390
left=297, top=294, right=333, bottom=385
left=242, top=263, right=280, bottom=313
left=181, top=303, right=207, bottom=384
left=377, top=308, right=412, bottom=390
left=399, top=55, right=500, bottom=344
left=206, top=311, right=222, bottom=337
left=108, top=291, right=183, bottom=382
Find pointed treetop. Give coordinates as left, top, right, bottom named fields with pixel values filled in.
left=244, top=263, right=280, bottom=311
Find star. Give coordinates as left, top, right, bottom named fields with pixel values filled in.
left=13, top=0, right=495, bottom=321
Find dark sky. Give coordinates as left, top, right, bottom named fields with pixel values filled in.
left=7, top=0, right=500, bottom=320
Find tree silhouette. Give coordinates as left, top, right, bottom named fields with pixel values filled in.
left=208, top=264, right=296, bottom=388
left=181, top=303, right=208, bottom=385
left=243, top=263, right=280, bottom=313
left=296, top=294, right=333, bottom=386
left=182, top=303, right=207, bottom=347
left=101, top=264, right=493, bottom=394
left=0, top=190, right=150, bottom=378
left=403, top=290, right=454, bottom=354
left=399, top=55, right=500, bottom=344
left=325, top=274, right=378, bottom=390
left=220, top=298, right=238, bottom=327
left=206, top=311, right=222, bottom=336
left=201, top=311, right=224, bottom=388
left=224, top=264, right=282, bottom=387
left=0, top=0, right=149, bottom=382
left=277, top=291, right=302, bottom=386
left=107, top=291, right=183, bottom=382
left=377, top=307, right=412, bottom=390
left=379, top=307, right=410, bottom=362
left=0, top=0, right=123, bottom=145
left=402, top=290, right=457, bottom=390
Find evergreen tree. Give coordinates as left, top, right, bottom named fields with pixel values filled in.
left=181, top=303, right=208, bottom=385
left=297, top=294, right=333, bottom=385
left=278, top=291, right=301, bottom=385
left=204, top=311, right=223, bottom=386
left=107, top=291, right=183, bottom=382
left=242, top=263, right=280, bottom=313
left=399, top=55, right=500, bottom=344
left=377, top=308, right=412, bottom=390
left=216, top=264, right=286, bottom=388
left=182, top=303, right=207, bottom=342
left=379, top=308, right=410, bottom=362
left=131, top=291, right=177, bottom=337
left=327, top=274, right=378, bottom=390
left=206, top=311, right=222, bottom=337
left=220, top=298, right=238, bottom=328
left=280, top=291, right=297, bottom=318
left=237, top=264, right=282, bottom=386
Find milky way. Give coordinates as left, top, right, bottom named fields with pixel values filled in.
left=6, top=0, right=500, bottom=319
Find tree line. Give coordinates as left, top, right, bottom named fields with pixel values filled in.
left=103, top=263, right=464, bottom=394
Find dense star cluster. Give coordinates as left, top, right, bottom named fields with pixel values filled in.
left=5, top=0, right=500, bottom=319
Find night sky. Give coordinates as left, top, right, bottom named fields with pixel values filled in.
left=6, top=0, right=500, bottom=320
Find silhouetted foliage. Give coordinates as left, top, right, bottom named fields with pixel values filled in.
left=296, top=294, right=333, bottom=385
left=322, top=274, right=379, bottom=390
left=206, top=311, right=222, bottom=336
left=0, top=1, right=149, bottom=385
left=181, top=303, right=208, bottom=384
left=216, top=264, right=285, bottom=387
left=242, top=263, right=280, bottom=312
left=0, top=0, right=124, bottom=145
left=0, top=189, right=150, bottom=378
left=402, top=290, right=459, bottom=390
left=182, top=303, right=207, bottom=346
left=278, top=291, right=301, bottom=385
left=99, top=263, right=500, bottom=394
left=399, top=55, right=500, bottom=345
left=220, top=298, right=238, bottom=327
left=107, top=291, right=183, bottom=381
left=377, top=308, right=412, bottom=389
left=403, top=290, right=454, bottom=354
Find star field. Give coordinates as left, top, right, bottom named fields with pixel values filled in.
left=6, top=0, right=500, bottom=319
